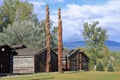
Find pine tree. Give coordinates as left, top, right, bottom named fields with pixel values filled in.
left=107, top=63, right=114, bottom=72
left=96, top=61, right=104, bottom=71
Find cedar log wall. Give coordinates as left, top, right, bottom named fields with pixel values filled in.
left=68, top=52, right=89, bottom=71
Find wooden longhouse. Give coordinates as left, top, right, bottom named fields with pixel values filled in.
left=13, top=48, right=58, bottom=73
left=62, top=49, right=90, bottom=71
left=0, top=45, right=58, bottom=73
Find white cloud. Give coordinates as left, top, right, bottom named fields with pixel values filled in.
left=28, top=1, right=46, bottom=20
left=31, top=0, right=64, bottom=4
left=51, top=0, right=120, bottom=42
left=28, top=0, right=64, bottom=20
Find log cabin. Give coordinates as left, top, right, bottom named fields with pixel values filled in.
left=0, top=45, right=58, bottom=73
left=13, top=48, right=58, bottom=73
left=54, top=49, right=90, bottom=71
left=67, top=49, right=90, bottom=71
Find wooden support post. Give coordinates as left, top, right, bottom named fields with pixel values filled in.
left=58, top=7, right=63, bottom=73
left=79, top=53, right=82, bottom=71
left=67, top=59, right=70, bottom=70
left=77, top=53, right=79, bottom=70
left=46, top=5, right=51, bottom=72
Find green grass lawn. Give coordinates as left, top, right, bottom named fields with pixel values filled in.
left=0, top=71, right=120, bottom=80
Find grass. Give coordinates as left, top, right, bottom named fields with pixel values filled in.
left=0, top=71, right=120, bottom=80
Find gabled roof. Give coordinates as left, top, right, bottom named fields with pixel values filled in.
left=79, top=51, right=90, bottom=59
left=67, top=49, right=80, bottom=57
left=11, top=44, right=27, bottom=50
left=67, top=49, right=90, bottom=59
left=15, top=48, right=45, bottom=56
left=0, top=45, right=11, bottom=49
left=0, top=45, right=17, bottom=55
left=14, top=47, right=57, bottom=56
left=62, top=50, right=73, bottom=58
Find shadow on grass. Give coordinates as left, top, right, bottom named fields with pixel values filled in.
left=31, top=77, right=55, bottom=80
left=65, top=71, right=80, bottom=74
left=0, top=73, right=33, bottom=77
left=0, top=73, right=7, bottom=77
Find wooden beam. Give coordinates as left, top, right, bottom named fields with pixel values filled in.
left=79, top=53, right=82, bottom=70
left=67, top=59, right=70, bottom=70
left=46, top=5, right=50, bottom=72
left=77, top=53, right=79, bottom=70
left=58, top=7, right=63, bottom=73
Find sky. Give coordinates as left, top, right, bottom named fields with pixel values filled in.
left=0, top=0, right=120, bottom=42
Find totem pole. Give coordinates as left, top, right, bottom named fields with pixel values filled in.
left=58, top=8, right=63, bottom=73
left=46, top=5, right=50, bottom=72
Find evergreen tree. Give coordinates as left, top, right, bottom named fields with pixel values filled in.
left=96, top=61, right=104, bottom=71
left=107, top=63, right=114, bottom=72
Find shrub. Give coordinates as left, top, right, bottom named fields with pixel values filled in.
left=96, top=61, right=104, bottom=71
left=107, top=63, right=114, bottom=72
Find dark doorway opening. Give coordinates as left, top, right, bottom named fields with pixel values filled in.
left=0, top=51, right=11, bottom=73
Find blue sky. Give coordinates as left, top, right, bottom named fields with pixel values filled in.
left=0, top=0, right=120, bottom=42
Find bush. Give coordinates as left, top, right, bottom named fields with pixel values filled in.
left=96, top=61, right=104, bottom=71
left=107, top=63, right=114, bottom=72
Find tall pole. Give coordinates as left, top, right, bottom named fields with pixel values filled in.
left=46, top=5, right=50, bottom=72
left=58, top=7, right=63, bottom=73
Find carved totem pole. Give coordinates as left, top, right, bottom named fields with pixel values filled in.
left=46, top=5, right=50, bottom=72
left=58, top=8, right=63, bottom=73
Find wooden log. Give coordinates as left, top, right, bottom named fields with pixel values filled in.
left=58, top=8, right=63, bottom=73
left=45, top=5, right=51, bottom=72
left=79, top=53, right=82, bottom=70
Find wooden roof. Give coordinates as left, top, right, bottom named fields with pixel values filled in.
left=67, top=49, right=90, bottom=59
left=0, top=45, right=11, bottom=48
left=62, top=50, right=73, bottom=58
left=11, top=44, right=27, bottom=50
left=15, top=48, right=45, bottom=56
left=14, top=48, right=57, bottom=56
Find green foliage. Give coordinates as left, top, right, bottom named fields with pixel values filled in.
left=96, top=61, right=104, bottom=71
left=109, top=52, right=120, bottom=71
left=0, top=19, right=58, bottom=48
left=82, top=21, right=107, bottom=56
left=0, top=0, right=37, bottom=32
left=50, top=27, right=58, bottom=47
left=0, top=0, right=58, bottom=48
left=82, top=21, right=108, bottom=70
left=0, top=20, right=45, bottom=48
left=107, top=63, right=114, bottom=72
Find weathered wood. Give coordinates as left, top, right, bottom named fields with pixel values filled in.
left=58, top=7, right=63, bottom=73
left=13, top=56, right=35, bottom=73
left=79, top=53, right=82, bottom=70
left=67, top=59, right=70, bottom=70
left=45, top=5, right=51, bottom=72
left=67, top=50, right=90, bottom=71
left=77, top=53, right=79, bottom=70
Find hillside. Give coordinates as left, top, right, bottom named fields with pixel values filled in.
left=63, top=40, right=120, bottom=51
